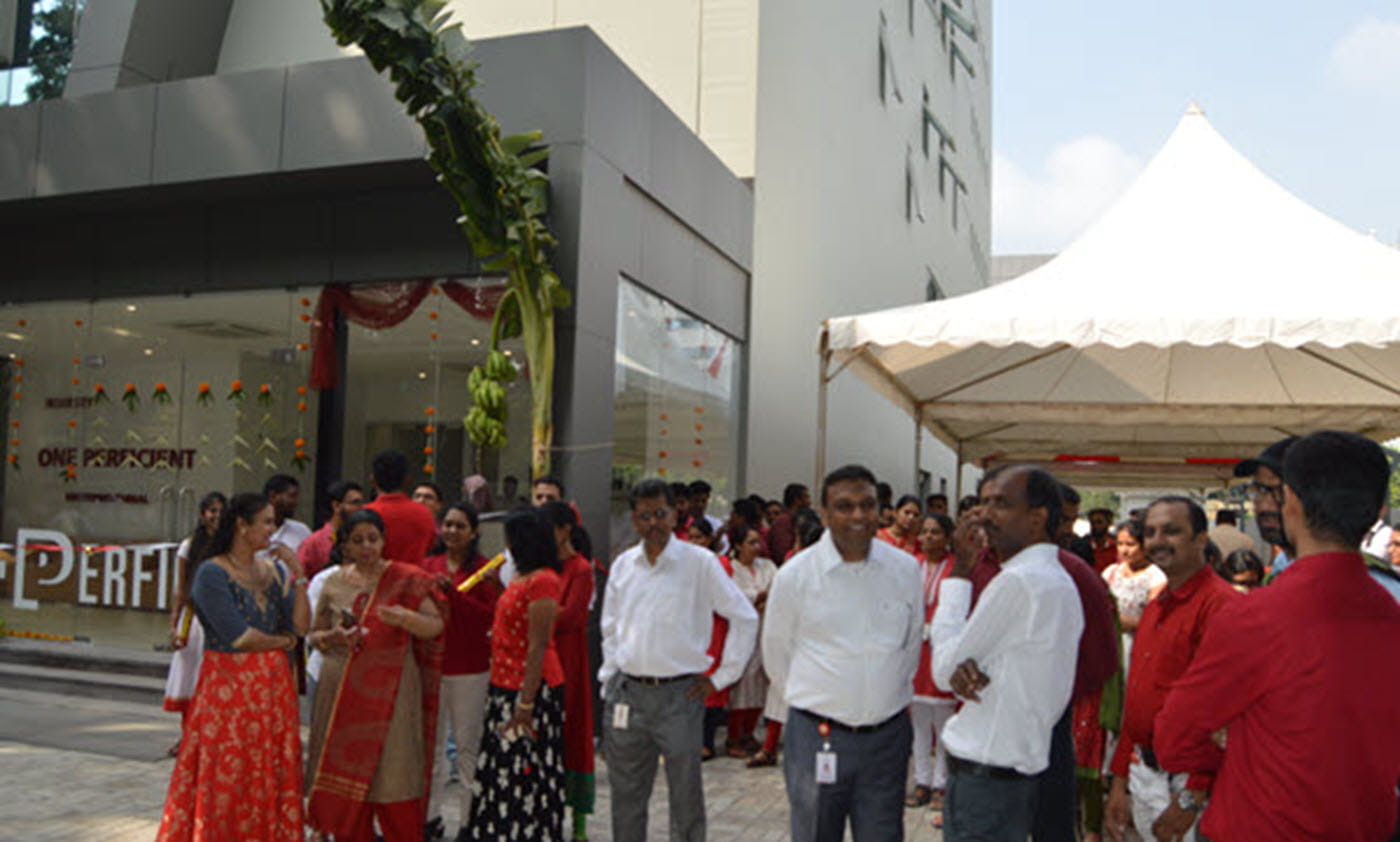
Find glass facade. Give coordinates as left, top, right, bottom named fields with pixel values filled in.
left=609, top=277, right=743, bottom=558
left=0, top=281, right=526, bottom=647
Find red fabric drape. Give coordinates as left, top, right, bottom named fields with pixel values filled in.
left=440, top=279, right=508, bottom=321
left=310, top=279, right=509, bottom=390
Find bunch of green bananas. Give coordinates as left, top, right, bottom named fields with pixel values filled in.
left=465, top=350, right=515, bottom=450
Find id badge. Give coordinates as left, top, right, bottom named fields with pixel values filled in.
left=612, top=702, right=631, bottom=731
left=815, top=750, right=837, bottom=784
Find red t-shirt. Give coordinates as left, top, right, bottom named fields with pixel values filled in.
left=297, top=524, right=335, bottom=578
left=1155, top=553, right=1400, bottom=842
left=489, top=568, right=566, bottom=690
left=365, top=492, right=437, bottom=567
left=1108, top=564, right=1238, bottom=789
left=423, top=552, right=500, bottom=675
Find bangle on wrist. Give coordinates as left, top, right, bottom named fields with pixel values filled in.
left=517, top=699, right=536, bottom=710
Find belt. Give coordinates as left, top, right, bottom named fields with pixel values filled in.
left=622, top=672, right=693, bottom=687
left=792, top=707, right=903, bottom=734
left=1137, top=744, right=1161, bottom=772
left=946, top=753, right=1037, bottom=781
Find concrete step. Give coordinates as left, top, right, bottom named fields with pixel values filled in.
left=0, top=637, right=170, bottom=679
left=0, top=661, right=167, bottom=706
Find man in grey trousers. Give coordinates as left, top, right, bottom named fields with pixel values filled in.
left=599, top=478, right=758, bottom=841
left=762, top=464, right=924, bottom=842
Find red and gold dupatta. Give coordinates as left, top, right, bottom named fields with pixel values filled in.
left=307, top=561, right=446, bottom=835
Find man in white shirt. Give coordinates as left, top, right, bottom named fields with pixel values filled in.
left=600, top=478, right=758, bottom=842
left=931, top=465, right=1083, bottom=841
left=263, top=473, right=311, bottom=562
left=762, top=464, right=923, bottom=842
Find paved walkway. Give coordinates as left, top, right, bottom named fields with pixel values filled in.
left=0, top=689, right=945, bottom=841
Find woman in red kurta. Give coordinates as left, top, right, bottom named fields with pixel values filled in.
left=908, top=513, right=957, bottom=819
left=423, top=501, right=501, bottom=840
left=465, top=510, right=566, bottom=842
left=876, top=494, right=923, bottom=556
left=539, top=501, right=597, bottom=842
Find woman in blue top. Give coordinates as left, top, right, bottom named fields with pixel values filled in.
left=156, top=491, right=310, bottom=842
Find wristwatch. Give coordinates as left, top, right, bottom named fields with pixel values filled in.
left=1176, top=789, right=1202, bottom=812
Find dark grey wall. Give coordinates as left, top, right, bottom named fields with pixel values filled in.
left=0, top=26, right=754, bottom=558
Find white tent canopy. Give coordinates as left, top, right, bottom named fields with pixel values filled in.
left=821, top=105, right=1400, bottom=489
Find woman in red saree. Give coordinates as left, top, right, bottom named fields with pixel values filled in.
left=156, top=492, right=310, bottom=842
left=539, top=501, right=597, bottom=841
left=876, top=495, right=923, bottom=556
left=305, top=509, right=446, bottom=842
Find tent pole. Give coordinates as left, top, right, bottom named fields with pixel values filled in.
left=815, top=325, right=830, bottom=490
left=953, top=439, right=964, bottom=502
left=913, top=408, right=923, bottom=495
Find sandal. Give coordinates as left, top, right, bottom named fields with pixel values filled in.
left=929, top=810, right=943, bottom=829
left=905, top=785, right=933, bottom=808
left=746, top=749, right=777, bottom=768
left=724, top=740, right=749, bottom=759
left=700, top=746, right=715, bottom=761
left=166, top=740, right=181, bottom=758
left=929, top=788, right=945, bottom=810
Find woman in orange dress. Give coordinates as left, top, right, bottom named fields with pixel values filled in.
left=876, top=494, right=923, bottom=556
left=156, top=492, right=309, bottom=842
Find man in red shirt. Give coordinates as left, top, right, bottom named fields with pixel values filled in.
left=1086, top=507, right=1119, bottom=572
left=364, top=449, right=438, bottom=566
left=296, top=480, right=364, bottom=577
left=765, top=483, right=810, bottom=563
left=1156, top=431, right=1400, bottom=842
left=1104, top=496, right=1238, bottom=842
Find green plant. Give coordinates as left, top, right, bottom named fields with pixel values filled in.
left=320, top=0, right=570, bottom=477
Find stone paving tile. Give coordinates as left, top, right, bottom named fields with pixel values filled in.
left=0, top=740, right=944, bottom=841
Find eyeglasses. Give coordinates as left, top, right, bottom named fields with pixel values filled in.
left=1245, top=481, right=1285, bottom=506
left=633, top=507, right=672, bottom=523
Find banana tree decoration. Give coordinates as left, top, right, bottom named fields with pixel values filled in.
left=321, top=0, right=570, bottom=477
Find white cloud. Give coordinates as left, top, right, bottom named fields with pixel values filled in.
left=1328, top=17, right=1400, bottom=92
left=992, top=135, right=1143, bottom=254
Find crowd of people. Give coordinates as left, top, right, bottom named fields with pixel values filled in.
left=154, top=431, right=1400, bottom=842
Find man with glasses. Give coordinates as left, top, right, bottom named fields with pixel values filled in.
left=1234, top=437, right=1297, bottom=577
left=599, top=479, right=758, bottom=842
left=1238, top=437, right=1400, bottom=600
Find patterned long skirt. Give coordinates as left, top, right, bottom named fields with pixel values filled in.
left=466, top=683, right=565, bottom=842
left=156, top=650, right=303, bottom=841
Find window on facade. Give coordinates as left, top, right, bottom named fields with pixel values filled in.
left=922, top=91, right=956, bottom=160
left=1, top=0, right=84, bottom=107
left=905, top=152, right=924, bottom=223
left=926, top=269, right=945, bottom=301
left=878, top=14, right=902, bottom=104
left=610, top=278, right=743, bottom=560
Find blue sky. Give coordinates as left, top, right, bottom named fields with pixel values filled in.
left=990, top=0, right=1400, bottom=254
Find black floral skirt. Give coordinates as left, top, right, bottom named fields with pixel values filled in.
left=465, top=683, right=565, bottom=841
